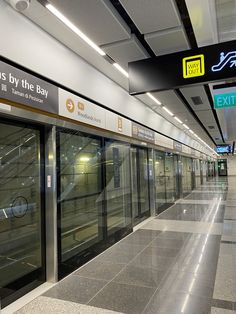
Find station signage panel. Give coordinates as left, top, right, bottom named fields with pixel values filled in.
left=0, top=60, right=58, bottom=113
left=213, top=86, right=236, bottom=109
left=129, top=40, right=236, bottom=94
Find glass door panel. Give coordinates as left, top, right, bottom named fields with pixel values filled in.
left=154, top=151, right=166, bottom=210
left=130, top=147, right=139, bottom=220
left=0, top=121, right=44, bottom=307
left=58, top=130, right=103, bottom=266
left=105, top=140, right=132, bottom=235
left=131, top=146, right=150, bottom=225
left=182, top=157, right=192, bottom=196
left=164, top=154, right=176, bottom=203
left=194, top=159, right=201, bottom=187
left=139, top=148, right=149, bottom=214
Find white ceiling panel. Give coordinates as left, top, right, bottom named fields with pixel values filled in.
left=145, top=27, right=189, bottom=56
left=48, top=0, right=131, bottom=45
left=22, top=1, right=129, bottom=90
left=195, top=110, right=217, bottom=125
left=151, top=90, right=190, bottom=114
left=102, top=35, right=149, bottom=71
left=185, top=0, right=218, bottom=47
left=119, top=0, right=181, bottom=34
left=180, top=85, right=212, bottom=111
left=216, top=0, right=236, bottom=42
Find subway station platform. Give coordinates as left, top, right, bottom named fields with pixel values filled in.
left=4, top=177, right=236, bottom=314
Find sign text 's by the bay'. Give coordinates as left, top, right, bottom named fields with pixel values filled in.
left=0, top=60, right=58, bottom=114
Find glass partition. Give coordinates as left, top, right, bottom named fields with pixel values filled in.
left=58, top=130, right=103, bottom=267
left=131, top=147, right=150, bottom=225
left=130, top=147, right=139, bottom=221
left=164, top=154, right=176, bottom=203
left=105, top=140, right=132, bottom=234
left=182, top=156, right=193, bottom=196
left=154, top=151, right=166, bottom=210
left=0, top=120, right=44, bottom=307
left=139, top=148, right=150, bottom=215
left=194, top=159, right=201, bottom=188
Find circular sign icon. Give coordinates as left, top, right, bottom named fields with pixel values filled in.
left=11, top=196, right=28, bottom=218
left=66, top=98, right=75, bottom=113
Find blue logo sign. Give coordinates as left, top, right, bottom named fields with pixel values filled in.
left=211, top=51, right=236, bottom=72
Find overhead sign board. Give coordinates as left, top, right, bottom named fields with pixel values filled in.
left=0, top=60, right=58, bottom=113
left=183, top=55, right=205, bottom=78
left=129, top=40, right=236, bottom=94
left=213, top=86, right=236, bottom=109
left=173, top=141, right=182, bottom=152
left=132, top=122, right=155, bottom=143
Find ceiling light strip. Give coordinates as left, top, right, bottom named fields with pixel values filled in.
left=113, top=63, right=129, bottom=78
left=174, top=116, right=183, bottom=124
left=146, top=92, right=161, bottom=105
left=46, top=3, right=106, bottom=56
left=162, top=106, right=174, bottom=116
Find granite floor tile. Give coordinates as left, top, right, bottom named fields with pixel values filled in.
left=224, top=207, right=236, bottom=220
left=213, top=279, right=236, bottom=303
left=14, top=296, right=125, bottom=314
left=219, top=243, right=236, bottom=256
left=129, top=252, right=175, bottom=271
left=143, top=291, right=212, bottom=314
left=212, top=298, right=235, bottom=311
left=142, top=219, right=223, bottom=235
left=211, top=307, right=236, bottom=314
left=95, top=247, right=141, bottom=264
left=43, top=275, right=107, bottom=304
left=113, top=265, right=165, bottom=288
left=155, top=230, right=191, bottom=240
left=75, top=260, right=125, bottom=281
left=150, top=237, right=186, bottom=249
left=156, top=270, right=214, bottom=299
left=89, top=282, right=155, bottom=314
left=142, top=245, right=179, bottom=258
left=108, top=242, right=147, bottom=255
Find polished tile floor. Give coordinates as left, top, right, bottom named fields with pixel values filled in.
left=8, top=177, right=236, bottom=313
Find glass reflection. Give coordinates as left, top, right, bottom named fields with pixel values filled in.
left=182, top=157, right=193, bottom=196
left=58, top=131, right=103, bottom=262
left=0, top=122, right=42, bottom=301
left=105, top=140, right=132, bottom=234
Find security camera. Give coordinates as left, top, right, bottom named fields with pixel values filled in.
left=10, top=0, right=30, bottom=11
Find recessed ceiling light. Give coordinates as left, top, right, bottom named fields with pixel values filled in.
left=113, top=63, right=129, bottom=77
left=46, top=3, right=106, bottom=56
left=162, top=106, right=174, bottom=116
left=183, top=124, right=190, bottom=129
left=189, top=129, right=194, bottom=134
left=146, top=92, right=162, bottom=105
left=174, top=116, right=183, bottom=124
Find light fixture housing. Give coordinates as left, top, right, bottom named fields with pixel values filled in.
left=113, top=63, right=129, bottom=78
left=162, top=106, right=174, bottom=116
left=146, top=92, right=162, bottom=105
left=174, top=116, right=183, bottom=124
left=183, top=124, right=190, bottom=130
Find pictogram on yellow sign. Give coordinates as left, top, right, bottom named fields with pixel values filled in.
left=183, top=54, right=205, bottom=78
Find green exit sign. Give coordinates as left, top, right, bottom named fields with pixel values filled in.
left=214, top=93, right=236, bottom=109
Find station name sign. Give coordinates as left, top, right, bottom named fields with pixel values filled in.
left=129, top=40, right=236, bottom=95
left=0, top=60, right=58, bottom=114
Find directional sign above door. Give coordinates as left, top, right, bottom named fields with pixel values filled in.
left=128, top=40, right=236, bottom=95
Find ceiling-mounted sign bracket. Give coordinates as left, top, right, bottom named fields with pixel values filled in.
left=128, top=40, right=236, bottom=95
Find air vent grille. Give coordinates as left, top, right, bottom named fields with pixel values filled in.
left=191, top=96, right=203, bottom=105
left=208, top=126, right=215, bottom=129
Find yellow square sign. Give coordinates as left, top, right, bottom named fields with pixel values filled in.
left=183, top=54, right=205, bottom=78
